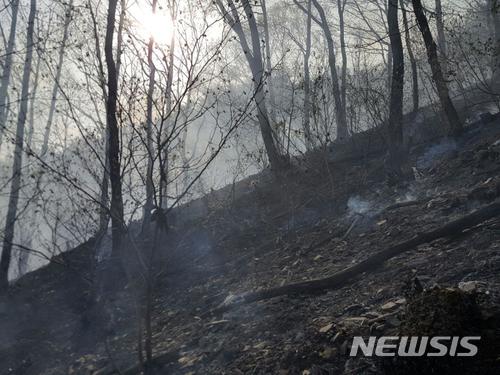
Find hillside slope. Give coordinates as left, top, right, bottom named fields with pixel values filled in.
left=2, top=117, right=500, bottom=374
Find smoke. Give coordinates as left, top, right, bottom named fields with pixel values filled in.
left=347, top=196, right=372, bottom=216
left=417, top=139, right=457, bottom=169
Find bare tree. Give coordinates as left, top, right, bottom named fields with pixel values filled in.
left=0, top=0, right=37, bottom=292
left=143, top=0, right=159, bottom=232
left=261, top=0, right=278, bottom=126
left=491, top=0, right=500, bottom=91
left=215, top=0, right=286, bottom=171
left=311, top=0, right=348, bottom=140
left=0, top=0, right=20, bottom=148
left=40, top=0, right=73, bottom=157
left=400, top=0, right=419, bottom=113
left=104, top=0, right=125, bottom=265
left=303, top=0, right=313, bottom=149
left=411, top=0, right=463, bottom=136
left=387, top=0, right=405, bottom=173
left=337, top=0, right=348, bottom=130
left=434, top=0, right=447, bottom=74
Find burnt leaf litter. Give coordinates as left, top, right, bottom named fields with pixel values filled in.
left=2, top=119, right=500, bottom=374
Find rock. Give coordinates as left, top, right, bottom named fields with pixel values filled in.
left=394, top=297, right=406, bottom=305
left=380, top=301, right=398, bottom=311
left=458, top=280, right=483, bottom=293
left=319, top=323, right=333, bottom=333
left=178, top=354, right=199, bottom=367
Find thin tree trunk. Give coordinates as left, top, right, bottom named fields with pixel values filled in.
left=40, top=0, right=73, bottom=157
left=143, top=0, right=158, bottom=231
left=400, top=0, right=419, bottom=113
left=0, top=0, right=20, bottom=148
left=491, top=0, right=500, bottom=92
left=337, top=0, right=348, bottom=126
left=98, top=132, right=111, bottom=233
left=26, top=50, right=42, bottom=148
left=411, top=0, right=463, bottom=136
left=303, top=0, right=313, bottom=149
left=159, top=4, right=177, bottom=212
left=0, top=0, right=37, bottom=293
left=18, top=50, right=42, bottom=276
left=261, top=0, right=278, bottom=129
left=245, top=0, right=285, bottom=170
left=387, top=47, right=393, bottom=95
left=387, top=0, right=405, bottom=171
left=215, top=0, right=285, bottom=171
left=312, top=0, right=348, bottom=141
left=434, top=0, right=447, bottom=74
left=104, top=0, right=125, bottom=262
left=89, top=0, right=122, bottom=236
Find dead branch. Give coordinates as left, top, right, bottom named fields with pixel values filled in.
left=206, top=201, right=500, bottom=315
left=342, top=214, right=361, bottom=240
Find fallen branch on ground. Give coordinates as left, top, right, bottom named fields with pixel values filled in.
left=383, top=198, right=430, bottom=212
left=342, top=215, right=362, bottom=240
left=206, top=201, right=500, bottom=316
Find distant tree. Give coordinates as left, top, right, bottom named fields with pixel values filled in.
left=400, top=0, right=419, bottom=113
left=491, top=0, right=500, bottom=91
left=0, top=0, right=20, bottom=148
left=311, top=0, right=349, bottom=140
left=411, top=0, right=463, bottom=136
left=434, top=0, right=448, bottom=74
left=142, top=0, right=159, bottom=234
left=0, top=0, right=37, bottom=292
left=303, top=0, right=313, bottom=149
left=40, top=0, right=73, bottom=157
left=215, top=0, right=287, bottom=171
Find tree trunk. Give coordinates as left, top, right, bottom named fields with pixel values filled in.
left=312, top=0, right=348, bottom=141
left=303, top=0, right=313, bottom=149
left=386, top=47, right=393, bottom=96
left=387, top=0, right=405, bottom=177
left=143, top=0, right=158, bottom=232
left=434, top=0, right=447, bottom=75
left=411, top=0, right=463, bottom=137
left=98, top=137, right=110, bottom=234
left=104, top=0, right=125, bottom=262
left=0, top=0, right=20, bottom=148
left=400, top=0, right=419, bottom=113
left=337, top=0, right=348, bottom=127
left=261, top=0, right=279, bottom=135
left=159, top=4, right=177, bottom=212
left=244, top=0, right=284, bottom=170
left=0, top=0, right=37, bottom=293
left=215, top=0, right=285, bottom=171
left=40, top=0, right=73, bottom=157
left=491, top=0, right=500, bottom=92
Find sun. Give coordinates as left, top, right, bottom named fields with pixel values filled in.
left=133, top=5, right=175, bottom=46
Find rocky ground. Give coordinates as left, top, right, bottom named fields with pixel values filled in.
left=1, top=118, right=500, bottom=375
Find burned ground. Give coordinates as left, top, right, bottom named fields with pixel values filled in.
left=1, top=118, right=500, bottom=375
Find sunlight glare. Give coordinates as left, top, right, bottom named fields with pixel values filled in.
left=134, top=7, right=174, bottom=45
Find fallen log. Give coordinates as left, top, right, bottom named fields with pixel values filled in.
left=207, top=201, right=500, bottom=315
